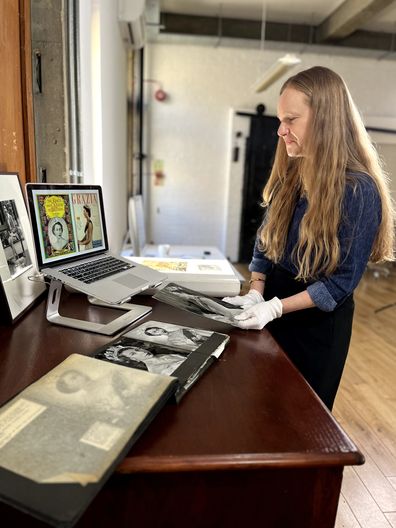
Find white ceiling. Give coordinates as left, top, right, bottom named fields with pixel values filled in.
left=160, top=0, right=396, bottom=33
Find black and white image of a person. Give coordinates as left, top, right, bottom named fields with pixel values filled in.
left=55, top=368, right=137, bottom=425
left=144, top=325, right=207, bottom=349
left=102, top=343, right=188, bottom=376
left=0, top=200, right=31, bottom=277
left=49, top=218, right=68, bottom=251
left=156, top=283, right=243, bottom=325
left=127, top=321, right=212, bottom=351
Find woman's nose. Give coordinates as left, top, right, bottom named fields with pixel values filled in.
left=278, top=123, right=289, bottom=137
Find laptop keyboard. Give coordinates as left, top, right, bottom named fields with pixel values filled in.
left=59, top=256, right=134, bottom=284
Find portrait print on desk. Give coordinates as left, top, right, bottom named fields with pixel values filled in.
left=154, top=282, right=243, bottom=326
left=0, top=173, right=46, bottom=324
left=93, top=319, right=230, bottom=401
left=0, top=354, right=177, bottom=527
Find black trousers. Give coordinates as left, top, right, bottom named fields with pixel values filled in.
left=264, top=266, right=354, bottom=410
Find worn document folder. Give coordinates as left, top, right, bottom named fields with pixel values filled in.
left=0, top=354, right=177, bottom=527
left=93, top=319, right=230, bottom=402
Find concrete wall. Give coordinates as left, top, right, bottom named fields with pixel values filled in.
left=31, top=0, right=66, bottom=183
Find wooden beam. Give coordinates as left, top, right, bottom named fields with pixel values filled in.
left=316, top=0, right=395, bottom=42
left=161, top=13, right=396, bottom=53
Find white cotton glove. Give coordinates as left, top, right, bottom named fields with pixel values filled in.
left=222, top=289, right=264, bottom=309
left=234, top=297, right=283, bottom=330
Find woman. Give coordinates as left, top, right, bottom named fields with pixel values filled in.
left=225, top=66, right=394, bottom=410
left=79, top=205, right=93, bottom=250
left=51, top=220, right=68, bottom=251
left=144, top=325, right=208, bottom=350
left=103, top=345, right=187, bottom=376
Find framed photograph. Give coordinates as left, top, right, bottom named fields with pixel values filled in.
left=0, top=173, right=46, bottom=324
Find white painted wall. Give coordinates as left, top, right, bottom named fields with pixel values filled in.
left=368, top=119, right=396, bottom=201
left=145, top=41, right=396, bottom=260
left=79, top=0, right=128, bottom=252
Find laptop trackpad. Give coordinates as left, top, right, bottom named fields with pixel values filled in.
left=113, top=275, right=147, bottom=289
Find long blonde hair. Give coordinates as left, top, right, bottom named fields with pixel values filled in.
left=260, top=66, right=395, bottom=280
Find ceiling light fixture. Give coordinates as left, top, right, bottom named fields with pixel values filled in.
left=253, top=53, right=301, bottom=93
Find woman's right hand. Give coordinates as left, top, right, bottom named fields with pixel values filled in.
left=222, top=289, right=264, bottom=309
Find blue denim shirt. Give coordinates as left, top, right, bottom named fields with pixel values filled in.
left=249, top=173, right=382, bottom=311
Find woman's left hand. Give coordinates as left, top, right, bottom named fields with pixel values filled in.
left=234, top=297, right=283, bottom=330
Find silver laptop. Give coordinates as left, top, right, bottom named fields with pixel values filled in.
left=26, top=183, right=165, bottom=304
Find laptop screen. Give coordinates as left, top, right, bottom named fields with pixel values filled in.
left=26, top=184, right=109, bottom=269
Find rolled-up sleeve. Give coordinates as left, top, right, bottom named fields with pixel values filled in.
left=248, top=237, right=274, bottom=274
left=307, top=178, right=381, bottom=311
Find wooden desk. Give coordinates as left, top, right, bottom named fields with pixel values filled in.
left=0, top=292, right=363, bottom=527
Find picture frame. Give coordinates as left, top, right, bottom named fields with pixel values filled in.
left=0, top=173, right=46, bottom=324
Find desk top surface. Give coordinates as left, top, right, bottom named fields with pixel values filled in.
left=0, top=292, right=363, bottom=473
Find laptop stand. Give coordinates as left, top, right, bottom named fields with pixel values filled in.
left=46, top=279, right=151, bottom=335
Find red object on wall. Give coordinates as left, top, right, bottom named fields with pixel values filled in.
left=154, top=89, right=167, bottom=101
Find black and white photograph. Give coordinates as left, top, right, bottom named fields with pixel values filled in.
left=0, top=173, right=46, bottom=323
left=153, top=282, right=243, bottom=326
left=125, top=319, right=214, bottom=351
left=95, top=338, right=189, bottom=376
left=0, top=199, right=32, bottom=278
left=48, top=216, right=70, bottom=252
left=93, top=319, right=230, bottom=400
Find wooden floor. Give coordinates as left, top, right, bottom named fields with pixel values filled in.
left=234, top=263, right=396, bottom=528
left=333, top=266, right=396, bottom=528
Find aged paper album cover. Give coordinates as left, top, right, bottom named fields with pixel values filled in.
left=0, top=354, right=177, bottom=527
